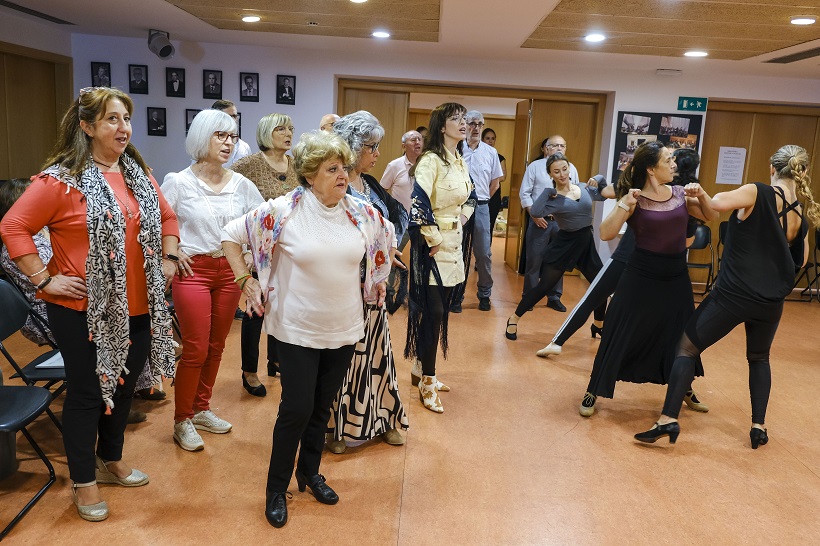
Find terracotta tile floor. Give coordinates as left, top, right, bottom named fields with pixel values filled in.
left=2, top=239, right=820, bottom=544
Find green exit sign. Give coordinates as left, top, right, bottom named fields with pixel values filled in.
left=678, top=97, right=708, bottom=111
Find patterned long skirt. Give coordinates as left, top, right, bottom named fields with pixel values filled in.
left=329, top=303, right=409, bottom=441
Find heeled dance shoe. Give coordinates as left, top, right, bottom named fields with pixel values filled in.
left=590, top=324, right=603, bottom=339
left=684, top=390, right=709, bottom=413
left=634, top=421, right=681, bottom=444
left=750, top=427, right=768, bottom=449
left=505, top=317, right=518, bottom=341
left=411, top=360, right=449, bottom=391
left=295, top=471, right=339, bottom=505
left=242, top=373, right=267, bottom=397
left=419, top=375, right=444, bottom=413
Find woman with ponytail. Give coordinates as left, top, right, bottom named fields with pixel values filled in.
left=636, top=145, right=818, bottom=448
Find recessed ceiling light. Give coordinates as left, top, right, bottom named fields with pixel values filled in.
left=242, top=15, right=261, bottom=23
left=372, top=31, right=390, bottom=38
left=790, top=15, right=817, bottom=25
left=684, top=51, right=708, bottom=57
left=585, top=33, right=606, bottom=43
left=351, top=0, right=368, bottom=3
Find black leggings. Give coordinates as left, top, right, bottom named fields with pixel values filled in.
left=661, top=294, right=782, bottom=422
left=515, top=258, right=606, bottom=321
left=240, top=272, right=279, bottom=374
left=419, top=285, right=453, bottom=377
left=553, top=258, right=625, bottom=346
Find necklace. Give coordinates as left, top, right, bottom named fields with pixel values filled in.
left=112, top=180, right=135, bottom=219
left=93, top=157, right=119, bottom=169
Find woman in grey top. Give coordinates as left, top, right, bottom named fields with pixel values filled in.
left=506, top=153, right=607, bottom=340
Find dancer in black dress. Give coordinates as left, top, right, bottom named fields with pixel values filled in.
left=635, top=144, right=819, bottom=447
left=579, top=142, right=718, bottom=417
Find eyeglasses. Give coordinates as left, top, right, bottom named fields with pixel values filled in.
left=448, top=115, right=467, bottom=124
left=214, top=131, right=240, bottom=143
left=78, top=87, right=106, bottom=102
left=364, top=142, right=380, bottom=153
left=274, top=125, right=295, bottom=134
left=548, top=143, right=567, bottom=149
left=467, top=121, right=485, bottom=129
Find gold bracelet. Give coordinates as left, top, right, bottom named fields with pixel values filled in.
left=27, top=265, right=48, bottom=278
left=239, top=277, right=251, bottom=290
left=235, top=273, right=252, bottom=285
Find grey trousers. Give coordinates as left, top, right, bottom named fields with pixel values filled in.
left=472, top=203, right=493, bottom=299
left=523, top=217, right=563, bottom=301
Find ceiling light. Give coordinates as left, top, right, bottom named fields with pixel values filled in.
left=684, top=51, right=708, bottom=57
left=790, top=15, right=817, bottom=25
left=242, top=15, right=261, bottom=23
left=585, top=34, right=606, bottom=43
left=372, top=31, right=390, bottom=38
left=350, top=0, right=368, bottom=3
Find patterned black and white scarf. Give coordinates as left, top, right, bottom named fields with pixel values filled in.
left=43, top=156, right=176, bottom=411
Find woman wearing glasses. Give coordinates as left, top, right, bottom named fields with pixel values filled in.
left=231, top=113, right=299, bottom=397
left=162, top=110, right=263, bottom=451
left=326, top=110, right=409, bottom=451
left=405, top=103, right=475, bottom=413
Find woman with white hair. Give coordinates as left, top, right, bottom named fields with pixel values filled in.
left=327, top=110, right=409, bottom=452
left=162, top=109, right=264, bottom=451
left=232, top=113, right=299, bottom=396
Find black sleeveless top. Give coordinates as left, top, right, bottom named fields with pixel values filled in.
left=713, top=182, right=807, bottom=313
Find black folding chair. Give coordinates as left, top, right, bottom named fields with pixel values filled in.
left=686, top=224, right=715, bottom=295
left=0, top=280, right=65, bottom=432
left=0, top=385, right=56, bottom=541
left=790, top=227, right=820, bottom=302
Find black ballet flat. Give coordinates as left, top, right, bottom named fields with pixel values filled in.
left=265, top=491, right=292, bottom=528
left=750, top=427, right=769, bottom=449
left=590, top=324, right=603, bottom=339
left=634, top=422, right=680, bottom=444
left=505, top=318, right=518, bottom=341
left=242, top=374, right=267, bottom=397
left=295, top=471, right=339, bottom=505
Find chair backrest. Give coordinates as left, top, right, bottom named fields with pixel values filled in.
left=689, top=224, right=711, bottom=250
left=0, top=280, right=33, bottom=342
left=718, top=221, right=728, bottom=245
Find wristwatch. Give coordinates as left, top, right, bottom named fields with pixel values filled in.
left=163, top=253, right=180, bottom=262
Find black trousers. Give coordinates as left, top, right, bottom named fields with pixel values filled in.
left=420, top=285, right=452, bottom=377
left=515, top=257, right=606, bottom=321
left=266, top=341, right=354, bottom=495
left=661, top=293, right=782, bottom=422
left=553, top=259, right=625, bottom=345
left=240, top=272, right=279, bottom=374
left=46, top=303, right=149, bottom=483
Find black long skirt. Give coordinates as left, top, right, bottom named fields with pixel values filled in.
left=586, top=248, right=703, bottom=398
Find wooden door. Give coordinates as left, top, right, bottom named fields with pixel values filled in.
left=339, top=88, right=409, bottom=181
left=504, top=100, right=532, bottom=270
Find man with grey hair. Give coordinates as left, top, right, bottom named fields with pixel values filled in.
left=519, top=134, right=579, bottom=312
left=456, top=110, right=503, bottom=312
left=319, top=113, right=340, bottom=132
left=211, top=99, right=251, bottom=167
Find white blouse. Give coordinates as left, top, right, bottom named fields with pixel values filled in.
left=162, top=167, right=263, bottom=256
left=222, top=189, right=366, bottom=349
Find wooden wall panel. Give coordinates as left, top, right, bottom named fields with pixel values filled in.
left=339, top=88, right=409, bottom=181
left=505, top=100, right=532, bottom=271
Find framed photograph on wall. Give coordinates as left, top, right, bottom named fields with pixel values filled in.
left=166, top=67, right=185, bottom=98
left=185, top=109, right=201, bottom=134
left=203, top=70, right=222, bottom=100
left=147, top=107, right=167, bottom=137
left=128, top=64, right=148, bottom=95
left=276, top=75, right=295, bottom=105
left=91, top=62, right=111, bottom=87
left=239, top=72, right=259, bottom=102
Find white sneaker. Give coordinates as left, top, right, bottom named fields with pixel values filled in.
left=536, top=342, right=562, bottom=358
left=174, top=419, right=204, bottom=451
left=191, top=410, right=232, bottom=434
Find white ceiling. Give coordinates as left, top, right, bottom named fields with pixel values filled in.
left=5, top=0, right=820, bottom=80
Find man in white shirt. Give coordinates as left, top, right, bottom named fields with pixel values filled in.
left=212, top=100, right=252, bottom=167
left=319, top=114, right=340, bottom=132
left=518, top=135, right=579, bottom=312
left=458, top=110, right=503, bottom=312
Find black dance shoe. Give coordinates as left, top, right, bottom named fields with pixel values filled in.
left=547, top=299, right=567, bottom=312
left=267, top=362, right=280, bottom=377
left=634, top=422, right=681, bottom=444
left=242, top=374, right=267, bottom=397
left=590, top=324, right=603, bottom=339
left=265, top=491, right=292, bottom=528
left=750, top=427, right=769, bottom=449
left=505, top=318, right=518, bottom=341
left=295, top=471, right=339, bottom=505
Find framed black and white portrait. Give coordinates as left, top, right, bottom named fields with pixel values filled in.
left=128, top=64, right=148, bottom=95
left=276, top=75, right=295, bottom=105
left=147, top=107, right=167, bottom=137
left=91, top=62, right=111, bottom=87
left=203, top=70, right=222, bottom=100
left=185, top=109, right=201, bottom=134
left=166, top=67, right=185, bottom=98
left=239, top=72, right=259, bottom=102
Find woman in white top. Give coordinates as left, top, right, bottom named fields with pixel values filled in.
left=162, top=110, right=263, bottom=452
left=221, top=131, right=393, bottom=528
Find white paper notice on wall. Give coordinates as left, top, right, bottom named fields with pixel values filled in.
left=716, top=147, right=747, bottom=185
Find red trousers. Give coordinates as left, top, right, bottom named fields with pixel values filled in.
left=172, top=255, right=240, bottom=422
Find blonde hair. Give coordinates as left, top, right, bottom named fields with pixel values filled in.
left=292, top=131, right=356, bottom=187
left=256, top=113, right=292, bottom=151
left=43, top=87, right=149, bottom=178
left=771, top=145, right=819, bottom=227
